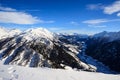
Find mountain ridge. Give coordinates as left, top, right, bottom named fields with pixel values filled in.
left=0, top=27, right=120, bottom=73
left=0, top=27, right=96, bottom=72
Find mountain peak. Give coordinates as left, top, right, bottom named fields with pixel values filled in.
left=19, top=28, right=54, bottom=42
left=0, top=27, right=21, bottom=39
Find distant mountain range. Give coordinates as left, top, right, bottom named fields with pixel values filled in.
left=0, top=27, right=96, bottom=72
left=59, top=31, right=120, bottom=72
left=0, top=27, right=120, bottom=73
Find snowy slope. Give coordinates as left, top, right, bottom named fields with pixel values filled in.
left=0, top=27, right=21, bottom=39
left=0, top=60, right=120, bottom=80
left=21, top=28, right=54, bottom=41
left=77, top=41, right=116, bottom=74
left=78, top=53, right=115, bottom=73
left=0, top=27, right=96, bottom=72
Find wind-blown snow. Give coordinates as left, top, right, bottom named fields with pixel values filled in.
left=0, top=61, right=120, bottom=80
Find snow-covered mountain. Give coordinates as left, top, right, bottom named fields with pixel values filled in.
left=21, top=28, right=54, bottom=41
left=1, top=27, right=120, bottom=73
left=86, top=38, right=120, bottom=72
left=93, top=31, right=120, bottom=41
left=0, top=27, right=21, bottom=39
left=0, top=28, right=120, bottom=80
left=58, top=32, right=120, bottom=73
left=0, top=27, right=96, bottom=72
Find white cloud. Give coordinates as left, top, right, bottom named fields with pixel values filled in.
left=48, top=27, right=62, bottom=31
left=39, top=20, right=55, bottom=24
left=83, top=19, right=120, bottom=25
left=46, top=27, right=95, bottom=35
left=104, top=0, right=120, bottom=14
left=83, top=19, right=108, bottom=25
left=70, top=21, right=79, bottom=25
left=117, top=12, right=120, bottom=16
left=88, top=25, right=107, bottom=28
left=57, top=29, right=81, bottom=34
left=48, top=27, right=82, bottom=34
left=55, top=29, right=95, bottom=35
left=0, top=6, right=54, bottom=24
left=87, top=1, right=120, bottom=17
left=87, top=3, right=104, bottom=10
left=22, top=9, right=41, bottom=12
left=0, top=6, right=16, bottom=11
left=0, top=11, right=39, bottom=24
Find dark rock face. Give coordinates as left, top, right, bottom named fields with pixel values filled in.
left=0, top=36, right=95, bottom=72
left=86, top=38, right=120, bottom=72
left=3, top=31, right=120, bottom=72
left=49, top=43, right=81, bottom=69
left=59, top=34, right=120, bottom=72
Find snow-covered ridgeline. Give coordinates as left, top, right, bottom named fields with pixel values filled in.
left=0, top=27, right=55, bottom=41
left=0, top=27, right=21, bottom=39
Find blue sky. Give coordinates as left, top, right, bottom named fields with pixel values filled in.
left=0, top=0, right=120, bottom=34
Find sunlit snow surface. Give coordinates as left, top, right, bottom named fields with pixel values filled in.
left=0, top=27, right=120, bottom=80
left=0, top=27, right=54, bottom=41
left=0, top=28, right=21, bottom=39
left=20, top=28, right=54, bottom=41
left=0, top=61, right=120, bottom=80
